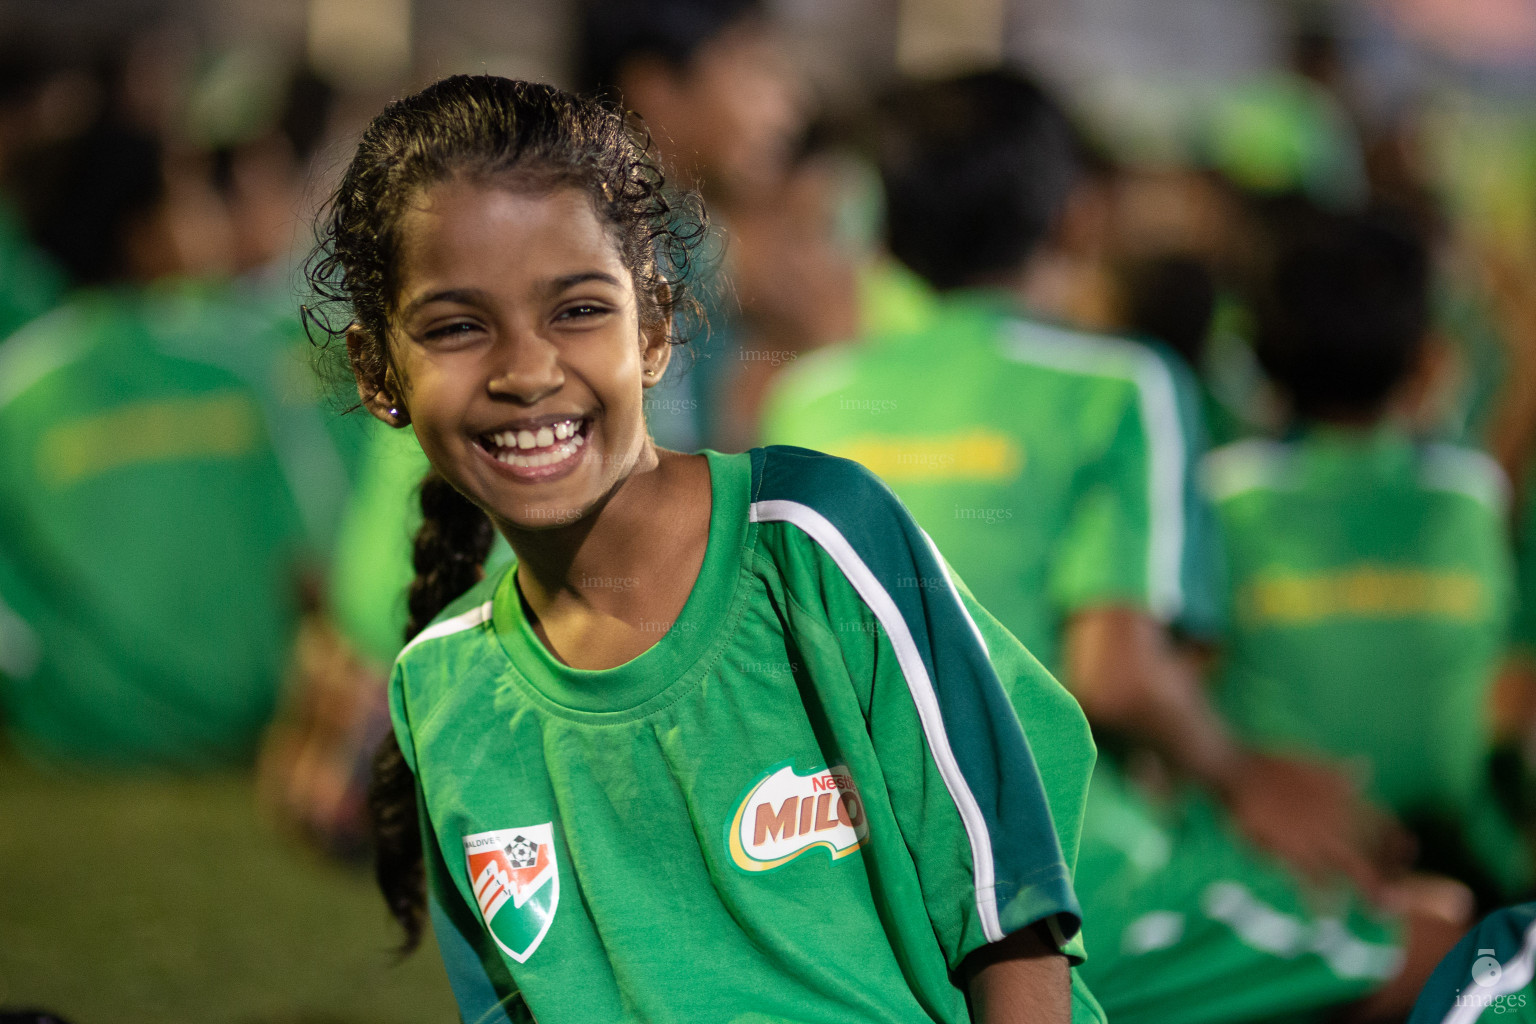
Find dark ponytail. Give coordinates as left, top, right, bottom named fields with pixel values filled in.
left=370, top=470, right=495, bottom=951
left=405, top=471, right=497, bottom=642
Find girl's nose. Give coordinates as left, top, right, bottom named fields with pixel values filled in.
left=486, top=333, right=564, bottom=404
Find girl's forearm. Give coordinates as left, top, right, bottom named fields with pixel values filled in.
left=964, top=925, right=1072, bottom=1024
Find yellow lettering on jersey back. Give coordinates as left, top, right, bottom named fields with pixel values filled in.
left=39, top=392, right=262, bottom=487
left=1240, top=565, right=1486, bottom=625
left=832, top=430, right=1024, bottom=483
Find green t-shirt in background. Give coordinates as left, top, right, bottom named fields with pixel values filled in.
left=0, top=284, right=312, bottom=765
left=393, top=448, right=1104, bottom=1024
left=1207, top=429, right=1530, bottom=896
left=1206, top=430, right=1512, bottom=818
left=329, top=421, right=433, bottom=666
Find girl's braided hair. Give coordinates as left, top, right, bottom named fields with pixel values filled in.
left=368, top=470, right=495, bottom=951
left=305, top=75, right=706, bottom=950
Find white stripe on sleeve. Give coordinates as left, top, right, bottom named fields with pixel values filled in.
left=751, top=497, right=1006, bottom=942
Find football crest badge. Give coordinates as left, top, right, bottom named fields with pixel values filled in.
left=728, top=762, right=868, bottom=871
left=463, top=823, right=559, bottom=963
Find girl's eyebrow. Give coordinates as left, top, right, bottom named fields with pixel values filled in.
left=401, top=288, right=485, bottom=318
left=401, top=273, right=622, bottom=318
left=546, top=271, right=623, bottom=293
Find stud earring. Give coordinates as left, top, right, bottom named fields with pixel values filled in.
left=644, top=368, right=657, bottom=377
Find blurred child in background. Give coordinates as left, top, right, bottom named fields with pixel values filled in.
left=577, top=0, right=861, bottom=453
left=0, top=75, right=313, bottom=764
left=715, top=121, right=873, bottom=449
left=1206, top=209, right=1534, bottom=907
left=764, top=68, right=1465, bottom=1023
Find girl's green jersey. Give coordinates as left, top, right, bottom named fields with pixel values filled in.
left=391, top=447, right=1104, bottom=1024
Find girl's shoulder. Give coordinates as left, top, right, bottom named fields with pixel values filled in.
left=393, top=564, right=511, bottom=672
left=749, top=445, right=924, bottom=568
left=749, top=444, right=936, bottom=607
left=750, top=444, right=908, bottom=524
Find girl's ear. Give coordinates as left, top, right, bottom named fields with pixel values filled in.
left=348, top=324, right=411, bottom=427
left=640, top=282, right=674, bottom=388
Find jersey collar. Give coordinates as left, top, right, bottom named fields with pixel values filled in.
left=490, top=449, right=753, bottom=715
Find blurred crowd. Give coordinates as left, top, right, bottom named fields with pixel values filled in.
left=9, top=0, right=1536, bottom=1019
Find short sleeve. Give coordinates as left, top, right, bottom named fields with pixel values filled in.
left=1407, top=903, right=1536, bottom=1023
left=947, top=569, right=1096, bottom=884
left=754, top=448, right=1094, bottom=969
left=851, top=552, right=1096, bottom=968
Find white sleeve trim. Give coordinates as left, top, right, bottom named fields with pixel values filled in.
left=1201, top=439, right=1294, bottom=503
left=1420, top=443, right=1511, bottom=514
left=751, top=497, right=1006, bottom=943
left=397, top=600, right=494, bottom=660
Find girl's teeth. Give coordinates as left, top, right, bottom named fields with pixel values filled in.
left=492, top=432, right=583, bottom=470
left=485, top=420, right=585, bottom=458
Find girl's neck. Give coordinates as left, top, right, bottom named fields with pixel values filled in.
left=500, top=447, right=714, bottom=670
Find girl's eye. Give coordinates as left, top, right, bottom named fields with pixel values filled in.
left=556, top=303, right=611, bottom=322
left=422, top=321, right=480, bottom=341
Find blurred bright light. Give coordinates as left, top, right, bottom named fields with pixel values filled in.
left=897, top=0, right=1005, bottom=77
left=308, top=0, right=412, bottom=88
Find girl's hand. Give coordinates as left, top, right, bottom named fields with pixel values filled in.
left=963, top=923, right=1072, bottom=1024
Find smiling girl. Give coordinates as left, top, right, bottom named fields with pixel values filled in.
left=309, top=75, right=1103, bottom=1024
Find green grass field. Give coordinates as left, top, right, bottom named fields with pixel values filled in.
left=0, top=755, right=458, bottom=1023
